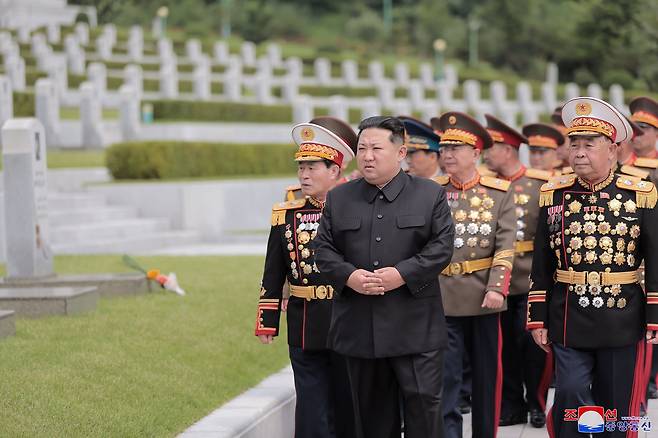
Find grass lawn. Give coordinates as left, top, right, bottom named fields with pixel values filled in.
left=0, top=255, right=289, bottom=437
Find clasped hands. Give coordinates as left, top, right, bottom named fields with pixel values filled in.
left=347, top=267, right=405, bottom=295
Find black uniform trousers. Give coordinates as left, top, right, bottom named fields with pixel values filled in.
left=549, top=341, right=645, bottom=438
left=289, top=346, right=355, bottom=438
left=501, top=294, right=551, bottom=415
left=443, top=313, right=502, bottom=438
left=344, top=349, right=443, bottom=438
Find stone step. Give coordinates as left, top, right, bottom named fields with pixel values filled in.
left=1, top=273, right=151, bottom=299
left=51, top=217, right=171, bottom=243
left=0, top=287, right=98, bottom=318
left=0, top=310, right=16, bottom=339
left=48, top=205, right=138, bottom=227
left=51, top=229, right=201, bottom=254
left=48, top=192, right=106, bottom=209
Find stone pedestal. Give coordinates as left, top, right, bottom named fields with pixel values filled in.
left=0, top=287, right=98, bottom=318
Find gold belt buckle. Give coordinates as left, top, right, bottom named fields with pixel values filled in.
left=587, top=271, right=601, bottom=286
left=315, top=285, right=327, bottom=299
left=449, top=262, right=463, bottom=276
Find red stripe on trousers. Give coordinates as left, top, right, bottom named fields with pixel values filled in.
left=627, top=340, right=645, bottom=438
left=537, top=349, right=554, bottom=412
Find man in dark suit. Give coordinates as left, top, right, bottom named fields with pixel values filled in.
left=314, top=116, right=455, bottom=438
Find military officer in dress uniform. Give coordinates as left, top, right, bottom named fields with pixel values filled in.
left=552, top=106, right=571, bottom=172
left=483, top=115, right=553, bottom=428
left=314, top=116, right=455, bottom=438
left=626, top=97, right=658, bottom=185
left=398, top=116, right=443, bottom=178
left=255, top=117, right=358, bottom=438
left=528, top=97, right=658, bottom=438
left=524, top=122, right=565, bottom=175
left=430, top=112, right=517, bottom=438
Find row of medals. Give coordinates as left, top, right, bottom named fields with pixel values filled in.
left=451, top=193, right=496, bottom=249
left=553, top=193, right=640, bottom=309
left=285, top=213, right=320, bottom=280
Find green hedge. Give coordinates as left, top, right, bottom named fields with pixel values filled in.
left=145, top=99, right=292, bottom=123
left=106, top=141, right=297, bottom=179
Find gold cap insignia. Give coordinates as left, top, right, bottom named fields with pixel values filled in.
left=448, top=115, right=457, bottom=125
left=301, top=127, right=315, bottom=141
left=575, top=102, right=592, bottom=116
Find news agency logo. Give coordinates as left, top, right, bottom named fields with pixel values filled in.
left=577, top=406, right=604, bottom=433
left=563, top=406, right=652, bottom=433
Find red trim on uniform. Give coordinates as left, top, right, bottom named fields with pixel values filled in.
left=647, top=323, right=658, bottom=330
left=627, top=340, right=645, bottom=438
left=301, top=299, right=307, bottom=350
left=498, top=165, right=527, bottom=182
left=528, top=296, right=546, bottom=303
left=647, top=299, right=658, bottom=305
left=642, top=344, right=653, bottom=413
left=527, top=322, right=545, bottom=330
left=546, top=406, right=555, bottom=438
left=537, top=349, right=554, bottom=412
left=493, top=315, right=503, bottom=437
left=500, top=268, right=512, bottom=296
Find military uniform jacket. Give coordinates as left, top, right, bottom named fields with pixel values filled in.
left=435, top=173, right=517, bottom=316
left=314, top=170, right=455, bottom=358
left=527, top=172, right=658, bottom=349
left=621, top=155, right=658, bottom=185
left=255, top=197, right=334, bottom=350
left=504, top=168, right=551, bottom=296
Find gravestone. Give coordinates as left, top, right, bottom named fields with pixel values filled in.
left=241, top=41, right=257, bottom=67
left=79, top=82, right=104, bottom=149
left=281, top=75, right=299, bottom=103
left=266, top=43, right=282, bottom=68
left=586, top=83, right=602, bottom=100
left=342, top=60, right=358, bottom=87
left=158, top=39, right=174, bottom=63
left=64, top=34, right=85, bottom=75
left=541, top=82, right=557, bottom=114
left=128, top=26, right=143, bottom=62
left=328, top=96, right=348, bottom=121
left=407, top=80, right=425, bottom=110
left=368, top=61, right=385, bottom=84
left=377, top=79, right=395, bottom=110
left=4, top=56, right=26, bottom=91
left=213, top=41, right=230, bottom=65
left=490, top=80, right=507, bottom=115
left=34, top=79, right=60, bottom=147
left=419, top=63, right=435, bottom=89
left=609, top=84, right=625, bottom=113
left=74, top=22, right=89, bottom=46
left=186, top=39, right=203, bottom=63
left=360, top=98, right=381, bottom=120
left=463, top=80, right=481, bottom=111
left=152, top=17, right=163, bottom=39
left=160, top=64, right=178, bottom=99
left=564, top=83, right=580, bottom=102
left=444, top=64, right=458, bottom=89
left=0, top=76, right=13, bottom=133
left=436, top=81, right=453, bottom=110
left=394, top=62, right=410, bottom=86
left=17, top=27, right=30, bottom=44
left=87, top=63, right=107, bottom=97
left=421, top=102, right=439, bottom=124
left=103, top=24, right=117, bottom=47
left=392, top=100, right=412, bottom=117
left=256, top=57, right=273, bottom=78
left=223, top=70, right=241, bottom=102
left=193, top=58, right=211, bottom=100
left=46, top=24, right=60, bottom=44
left=293, top=96, right=313, bottom=124
left=546, top=62, right=558, bottom=86
left=1, top=118, right=53, bottom=278
left=285, top=57, right=302, bottom=79
left=314, top=58, right=331, bottom=86
left=516, top=82, right=535, bottom=123
left=255, top=74, right=273, bottom=105
left=123, top=65, right=143, bottom=97
left=46, top=56, right=68, bottom=97
left=96, top=34, right=112, bottom=60
left=119, top=85, right=140, bottom=141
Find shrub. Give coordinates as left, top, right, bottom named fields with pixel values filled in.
left=145, top=99, right=293, bottom=123
left=105, top=141, right=297, bottom=179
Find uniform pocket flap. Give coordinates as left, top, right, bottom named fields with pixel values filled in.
left=396, top=215, right=425, bottom=228
left=336, top=217, right=361, bottom=230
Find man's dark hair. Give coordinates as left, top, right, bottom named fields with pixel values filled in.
left=357, top=116, right=406, bottom=145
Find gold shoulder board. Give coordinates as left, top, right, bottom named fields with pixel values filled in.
left=620, top=165, right=650, bottom=180
left=616, top=176, right=657, bottom=209
left=633, top=157, right=658, bottom=169
left=271, top=198, right=307, bottom=225
left=539, top=174, right=577, bottom=207
left=480, top=175, right=510, bottom=192
left=561, top=166, right=574, bottom=174
left=525, top=168, right=552, bottom=181
left=477, top=165, right=496, bottom=177
left=433, top=175, right=450, bottom=185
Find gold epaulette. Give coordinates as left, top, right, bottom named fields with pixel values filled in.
left=271, top=198, right=307, bottom=225
left=561, top=166, right=574, bottom=174
left=525, top=168, right=552, bottom=181
left=477, top=165, right=496, bottom=177
left=634, top=157, right=658, bottom=169
left=285, top=184, right=302, bottom=201
left=433, top=175, right=450, bottom=185
left=480, top=175, right=510, bottom=192
left=616, top=175, right=658, bottom=209
left=539, top=174, right=577, bottom=207
left=620, top=165, right=650, bottom=180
